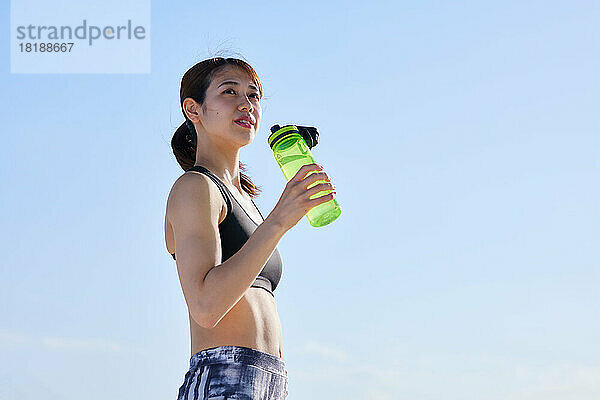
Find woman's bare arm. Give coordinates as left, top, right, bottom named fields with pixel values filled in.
left=168, top=172, right=226, bottom=328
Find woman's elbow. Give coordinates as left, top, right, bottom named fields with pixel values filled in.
left=190, top=306, right=217, bottom=329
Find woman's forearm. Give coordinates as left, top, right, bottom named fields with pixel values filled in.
left=200, top=215, right=286, bottom=328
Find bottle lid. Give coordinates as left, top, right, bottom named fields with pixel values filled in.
left=268, top=124, right=300, bottom=150
left=268, top=124, right=320, bottom=150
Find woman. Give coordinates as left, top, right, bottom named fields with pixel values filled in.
left=165, top=57, right=336, bottom=400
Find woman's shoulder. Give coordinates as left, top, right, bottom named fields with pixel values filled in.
left=172, top=167, right=219, bottom=191
left=166, top=170, right=227, bottom=223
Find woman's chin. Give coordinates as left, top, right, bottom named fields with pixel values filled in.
left=231, top=130, right=255, bottom=147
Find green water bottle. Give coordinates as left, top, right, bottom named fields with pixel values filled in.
left=268, top=124, right=341, bottom=227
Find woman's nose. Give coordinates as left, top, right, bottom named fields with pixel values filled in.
left=238, top=96, right=253, bottom=111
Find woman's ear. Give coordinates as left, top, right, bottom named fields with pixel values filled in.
left=183, top=98, right=201, bottom=123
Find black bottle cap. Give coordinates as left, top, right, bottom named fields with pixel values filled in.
left=268, top=124, right=320, bottom=150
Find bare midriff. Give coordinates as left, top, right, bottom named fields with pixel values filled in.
left=189, top=286, right=284, bottom=361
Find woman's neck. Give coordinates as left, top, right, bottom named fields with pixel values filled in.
left=194, top=153, right=242, bottom=191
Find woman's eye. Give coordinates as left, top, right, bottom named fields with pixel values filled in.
left=224, top=89, right=260, bottom=100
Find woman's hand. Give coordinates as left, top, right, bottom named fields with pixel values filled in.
left=265, top=163, right=336, bottom=233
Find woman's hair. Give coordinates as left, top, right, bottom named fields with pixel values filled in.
left=171, top=57, right=263, bottom=197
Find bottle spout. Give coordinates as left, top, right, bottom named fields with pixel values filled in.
left=270, top=124, right=281, bottom=134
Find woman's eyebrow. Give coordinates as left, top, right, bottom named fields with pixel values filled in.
left=218, top=81, right=259, bottom=91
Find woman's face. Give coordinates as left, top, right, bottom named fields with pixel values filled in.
left=192, top=66, right=262, bottom=147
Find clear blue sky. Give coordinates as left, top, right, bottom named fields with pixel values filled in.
left=2, top=1, right=599, bottom=399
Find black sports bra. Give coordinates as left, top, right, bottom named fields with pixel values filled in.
left=170, top=165, right=283, bottom=296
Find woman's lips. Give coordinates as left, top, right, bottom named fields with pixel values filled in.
left=235, top=120, right=252, bottom=129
